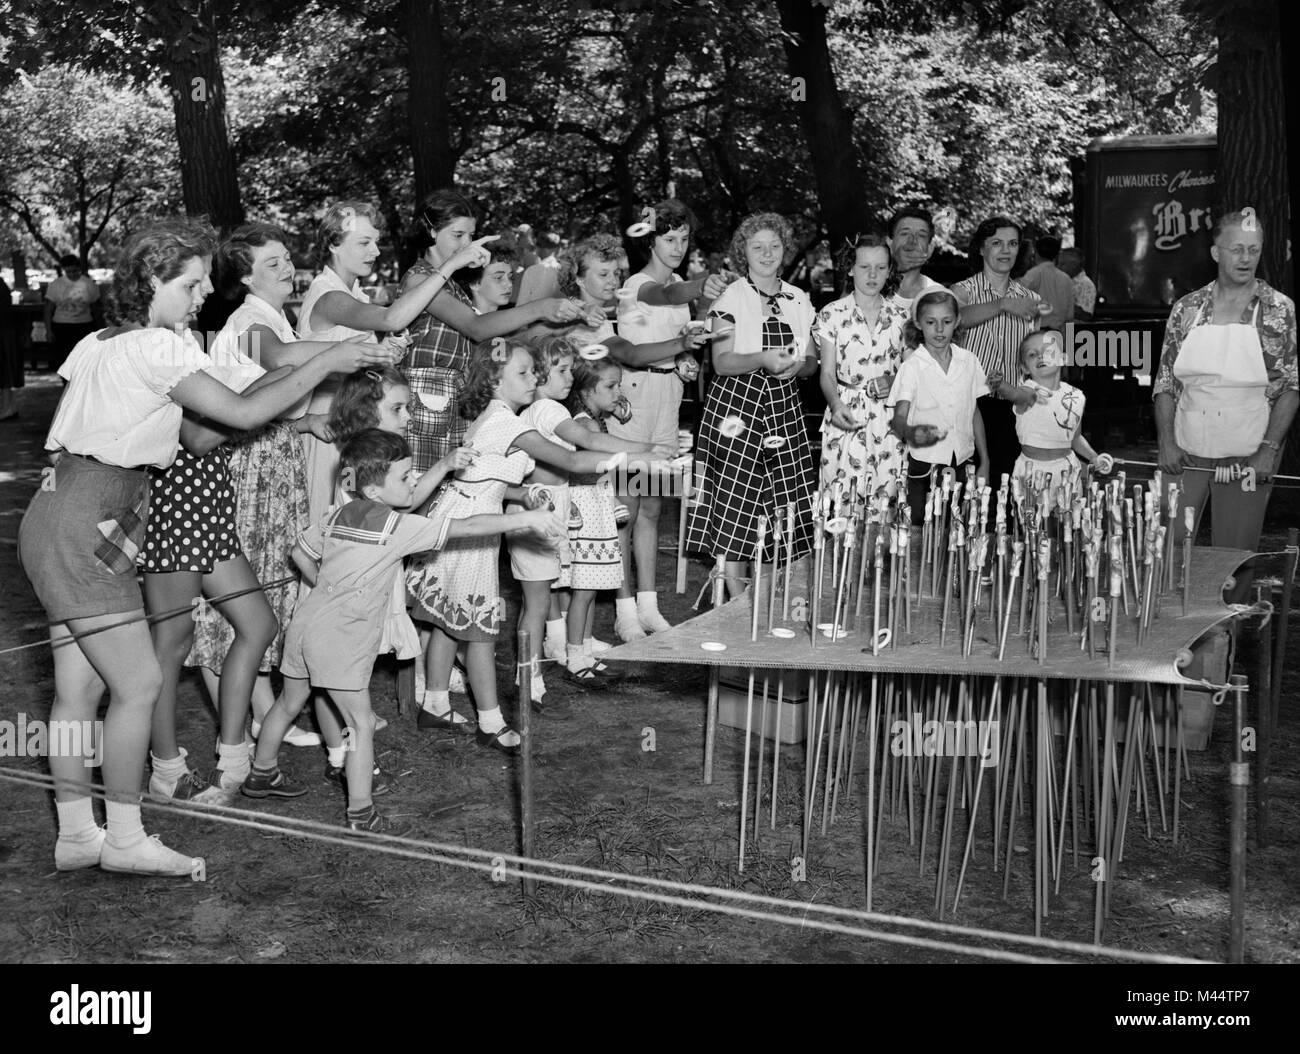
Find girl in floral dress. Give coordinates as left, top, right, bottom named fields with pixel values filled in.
left=407, top=342, right=611, bottom=752
left=815, top=234, right=910, bottom=505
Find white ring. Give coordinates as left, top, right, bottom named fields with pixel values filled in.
left=719, top=416, right=747, bottom=439
left=824, top=516, right=848, bottom=535
left=579, top=344, right=609, bottom=360
left=770, top=628, right=796, bottom=639
left=700, top=641, right=727, bottom=652
left=625, top=222, right=653, bottom=238
left=763, top=435, right=787, bottom=450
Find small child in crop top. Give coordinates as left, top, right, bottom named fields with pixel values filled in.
left=1009, top=330, right=1109, bottom=488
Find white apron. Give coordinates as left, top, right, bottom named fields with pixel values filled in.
left=1172, top=301, right=1268, bottom=459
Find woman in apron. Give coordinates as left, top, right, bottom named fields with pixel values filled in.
left=1154, top=209, right=1299, bottom=601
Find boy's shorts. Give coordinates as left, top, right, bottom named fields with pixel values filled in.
left=507, top=483, right=571, bottom=583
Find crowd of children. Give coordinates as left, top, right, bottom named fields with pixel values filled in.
left=18, top=199, right=1109, bottom=873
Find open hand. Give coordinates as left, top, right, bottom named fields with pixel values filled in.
left=330, top=341, right=399, bottom=372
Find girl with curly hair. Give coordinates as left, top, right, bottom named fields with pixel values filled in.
left=17, top=217, right=390, bottom=876
left=405, top=341, right=618, bottom=751
left=683, top=212, right=821, bottom=597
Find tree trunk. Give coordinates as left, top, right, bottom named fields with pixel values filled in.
left=1217, top=1, right=1296, bottom=477
left=405, top=0, right=456, bottom=203
left=1216, top=0, right=1288, bottom=292
left=773, top=0, right=871, bottom=264
left=166, top=2, right=244, bottom=231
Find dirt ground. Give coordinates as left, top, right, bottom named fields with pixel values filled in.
left=0, top=375, right=1297, bottom=964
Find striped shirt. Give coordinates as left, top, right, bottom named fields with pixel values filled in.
left=950, top=272, right=1036, bottom=382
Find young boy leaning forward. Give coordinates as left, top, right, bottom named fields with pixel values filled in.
left=246, top=429, right=560, bottom=833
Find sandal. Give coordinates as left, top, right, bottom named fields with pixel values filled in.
left=474, top=725, right=521, bottom=756
left=563, top=666, right=609, bottom=691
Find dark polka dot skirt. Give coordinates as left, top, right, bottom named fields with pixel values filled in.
left=140, top=448, right=243, bottom=574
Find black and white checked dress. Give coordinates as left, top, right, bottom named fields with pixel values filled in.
left=685, top=299, right=816, bottom=563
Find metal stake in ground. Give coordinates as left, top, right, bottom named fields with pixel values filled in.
left=517, top=629, right=536, bottom=900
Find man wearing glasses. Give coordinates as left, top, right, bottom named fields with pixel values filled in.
left=1154, top=209, right=1298, bottom=600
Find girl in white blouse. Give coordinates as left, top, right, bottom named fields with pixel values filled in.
left=18, top=218, right=392, bottom=878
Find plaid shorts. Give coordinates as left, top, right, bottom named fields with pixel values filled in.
left=18, top=454, right=150, bottom=621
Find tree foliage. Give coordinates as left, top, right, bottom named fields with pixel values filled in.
left=0, top=0, right=1225, bottom=266
left=0, top=65, right=180, bottom=264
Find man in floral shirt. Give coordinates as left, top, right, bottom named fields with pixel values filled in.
left=1154, top=209, right=1298, bottom=596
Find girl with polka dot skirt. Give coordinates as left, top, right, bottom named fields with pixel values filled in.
left=684, top=213, right=821, bottom=597
left=406, top=342, right=617, bottom=752
left=184, top=224, right=333, bottom=752
left=17, top=217, right=390, bottom=876
left=143, top=248, right=403, bottom=810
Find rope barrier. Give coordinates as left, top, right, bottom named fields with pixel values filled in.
left=0, top=575, right=298, bottom=659
left=0, top=766, right=1211, bottom=965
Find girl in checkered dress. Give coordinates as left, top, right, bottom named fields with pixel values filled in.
left=684, top=213, right=821, bottom=596
left=397, top=190, right=591, bottom=474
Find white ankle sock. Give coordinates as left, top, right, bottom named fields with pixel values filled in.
left=423, top=690, right=451, bottom=716
left=104, top=800, right=146, bottom=849
left=216, top=741, right=250, bottom=784
left=476, top=707, right=506, bottom=734
left=615, top=596, right=639, bottom=622
left=636, top=590, right=661, bottom=615
left=567, top=643, right=592, bottom=672
left=150, top=748, right=189, bottom=782
left=326, top=745, right=348, bottom=768
left=582, top=636, right=597, bottom=657
left=55, top=798, right=99, bottom=841
left=545, top=618, right=566, bottom=649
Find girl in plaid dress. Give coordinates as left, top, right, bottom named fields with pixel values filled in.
left=684, top=214, right=821, bottom=597
left=397, top=190, right=590, bottom=474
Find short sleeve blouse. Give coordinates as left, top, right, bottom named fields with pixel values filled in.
left=48, top=327, right=213, bottom=468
